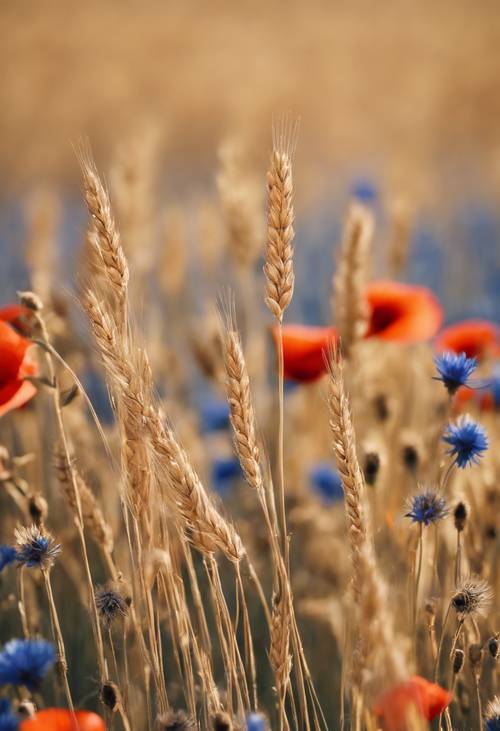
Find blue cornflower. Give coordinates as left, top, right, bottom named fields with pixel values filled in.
left=405, top=490, right=448, bottom=526
left=0, top=639, right=55, bottom=691
left=485, top=697, right=500, bottom=731
left=443, top=415, right=488, bottom=468
left=14, top=525, right=61, bottom=570
left=350, top=178, right=378, bottom=205
left=0, top=699, right=18, bottom=731
left=434, top=352, right=477, bottom=395
left=211, top=457, right=242, bottom=495
left=309, top=463, right=343, bottom=503
left=246, top=712, right=268, bottom=731
left=0, top=547, right=17, bottom=573
left=199, top=398, right=230, bottom=433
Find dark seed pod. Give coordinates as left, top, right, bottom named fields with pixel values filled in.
left=373, top=394, right=390, bottom=422
left=363, top=452, right=380, bottom=486
left=402, top=444, right=418, bottom=472
left=453, top=501, right=468, bottom=532
left=468, top=643, right=483, bottom=668
left=452, top=648, right=464, bottom=674
left=95, top=585, right=130, bottom=626
left=28, top=495, right=48, bottom=526
left=100, top=681, right=119, bottom=712
left=213, top=711, right=233, bottom=731
left=487, top=635, right=499, bottom=659
left=18, top=291, right=43, bottom=312
left=155, top=710, right=196, bottom=731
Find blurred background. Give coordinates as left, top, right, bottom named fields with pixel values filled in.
left=1, top=0, right=500, bottom=324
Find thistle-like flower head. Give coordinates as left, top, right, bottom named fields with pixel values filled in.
left=443, top=415, right=488, bottom=468
left=434, top=351, right=477, bottom=395
left=405, top=490, right=448, bottom=527
left=451, top=578, right=493, bottom=618
left=14, top=525, right=61, bottom=571
left=95, top=585, right=129, bottom=626
left=0, top=638, right=55, bottom=691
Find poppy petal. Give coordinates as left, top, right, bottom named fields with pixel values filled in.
left=0, top=305, right=35, bottom=334
left=21, top=708, right=106, bottom=731
left=275, top=325, right=338, bottom=382
left=374, top=676, right=452, bottom=731
left=435, top=320, right=499, bottom=360
left=365, top=281, right=443, bottom=342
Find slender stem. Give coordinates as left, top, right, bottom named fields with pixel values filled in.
left=42, top=569, right=74, bottom=711
left=448, top=618, right=465, bottom=660
left=277, top=322, right=289, bottom=570
left=18, top=568, right=30, bottom=639
left=454, top=530, right=462, bottom=587
left=413, top=524, right=424, bottom=654
left=474, top=672, right=483, bottom=729
left=434, top=602, right=451, bottom=682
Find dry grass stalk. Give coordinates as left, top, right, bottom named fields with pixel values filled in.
left=328, top=351, right=367, bottom=596
left=54, top=447, right=117, bottom=579
left=160, top=205, right=188, bottom=298
left=328, top=350, right=406, bottom=697
left=264, top=118, right=298, bottom=323
left=217, top=138, right=263, bottom=270
left=332, top=203, right=373, bottom=356
left=269, top=579, right=292, bottom=731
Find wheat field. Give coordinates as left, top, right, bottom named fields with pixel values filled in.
left=0, top=3, right=499, bottom=731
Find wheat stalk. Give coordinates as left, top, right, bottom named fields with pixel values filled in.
left=332, top=203, right=373, bottom=356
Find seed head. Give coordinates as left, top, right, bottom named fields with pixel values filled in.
left=95, top=585, right=129, bottom=626
left=363, top=452, right=380, bottom=486
left=100, top=681, right=120, bottom=711
left=453, top=501, right=468, bottom=532
left=452, top=648, right=464, bottom=674
left=15, top=525, right=61, bottom=570
left=487, top=635, right=499, bottom=660
left=451, top=578, right=493, bottom=618
left=155, top=710, right=195, bottom=731
left=213, top=711, right=233, bottom=730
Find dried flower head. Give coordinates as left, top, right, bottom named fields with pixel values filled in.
left=14, top=525, right=61, bottom=570
left=100, top=680, right=120, bottom=711
left=155, top=710, right=195, bottom=731
left=485, top=697, right=500, bottom=731
left=451, top=578, right=493, bottom=618
left=363, top=452, right=380, bottom=486
left=95, top=586, right=129, bottom=626
left=488, top=635, right=499, bottom=660
left=434, top=352, right=477, bottom=395
left=453, top=500, right=468, bottom=532
left=443, top=415, right=488, bottom=468
left=405, top=490, right=447, bottom=527
left=213, top=711, right=233, bottom=731
left=452, top=648, right=464, bottom=674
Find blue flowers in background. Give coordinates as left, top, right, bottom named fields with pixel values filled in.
left=309, top=463, right=343, bottom=503
left=211, top=457, right=243, bottom=495
left=0, top=547, right=16, bottom=573
left=0, top=699, right=18, bottom=731
left=246, top=712, right=267, bottom=731
left=0, top=639, right=55, bottom=691
left=443, top=416, right=488, bottom=468
left=405, top=490, right=448, bottom=526
left=199, top=397, right=230, bottom=433
left=350, top=177, right=378, bottom=206
left=434, top=352, right=477, bottom=395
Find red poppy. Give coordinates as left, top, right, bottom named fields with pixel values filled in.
left=0, top=319, right=37, bottom=418
left=274, top=325, right=338, bottom=382
left=364, top=281, right=443, bottom=342
left=0, top=304, right=35, bottom=334
left=21, top=708, right=106, bottom=731
left=434, top=320, right=499, bottom=360
left=374, top=675, right=452, bottom=731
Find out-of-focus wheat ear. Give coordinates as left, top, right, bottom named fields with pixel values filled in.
left=75, top=141, right=129, bottom=326
left=327, top=345, right=367, bottom=596
left=269, top=577, right=292, bottom=731
left=332, top=203, right=374, bottom=357
left=264, top=115, right=299, bottom=323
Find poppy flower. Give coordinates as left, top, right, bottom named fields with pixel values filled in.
left=435, top=320, right=499, bottom=360
left=274, top=325, right=338, bottom=382
left=0, top=319, right=37, bottom=418
left=374, top=675, right=452, bottom=731
left=364, top=281, right=443, bottom=342
left=0, top=305, right=35, bottom=335
left=21, top=708, right=106, bottom=731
